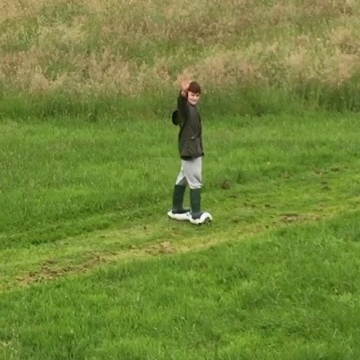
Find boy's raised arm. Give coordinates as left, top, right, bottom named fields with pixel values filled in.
left=177, top=79, right=190, bottom=120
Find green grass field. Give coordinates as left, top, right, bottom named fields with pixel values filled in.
left=1, top=112, right=360, bottom=359
left=2, top=0, right=360, bottom=358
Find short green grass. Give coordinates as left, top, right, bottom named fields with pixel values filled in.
left=1, top=112, right=359, bottom=250
left=1, top=211, right=360, bottom=359
left=1, top=112, right=360, bottom=358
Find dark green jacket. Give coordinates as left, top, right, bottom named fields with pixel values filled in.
left=172, top=92, right=204, bottom=160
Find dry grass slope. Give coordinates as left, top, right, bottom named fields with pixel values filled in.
left=0, top=0, right=360, bottom=111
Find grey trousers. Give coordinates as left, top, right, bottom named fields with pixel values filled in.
left=175, top=157, right=202, bottom=189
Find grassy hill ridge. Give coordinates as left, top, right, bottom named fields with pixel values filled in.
left=1, top=0, right=360, bottom=118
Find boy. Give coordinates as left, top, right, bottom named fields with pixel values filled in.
left=167, top=79, right=212, bottom=225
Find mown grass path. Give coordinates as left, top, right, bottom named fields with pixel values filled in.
left=1, top=113, right=359, bottom=291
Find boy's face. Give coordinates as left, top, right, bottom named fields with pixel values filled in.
left=187, top=91, right=200, bottom=106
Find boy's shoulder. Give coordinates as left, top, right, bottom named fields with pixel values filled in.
left=171, top=108, right=201, bottom=125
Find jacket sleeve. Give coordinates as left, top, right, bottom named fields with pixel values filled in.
left=199, top=117, right=204, bottom=154
left=177, top=91, right=190, bottom=122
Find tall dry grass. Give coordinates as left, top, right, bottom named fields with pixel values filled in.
left=0, top=0, right=360, bottom=116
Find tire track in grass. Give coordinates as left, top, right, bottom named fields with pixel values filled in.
left=2, top=170, right=359, bottom=291
left=1, top=196, right=358, bottom=292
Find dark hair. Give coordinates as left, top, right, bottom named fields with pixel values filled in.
left=188, top=81, right=201, bottom=94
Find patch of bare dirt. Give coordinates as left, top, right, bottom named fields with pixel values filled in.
left=17, top=254, right=107, bottom=286
left=16, top=242, right=177, bottom=287
left=145, top=241, right=177, bottom=256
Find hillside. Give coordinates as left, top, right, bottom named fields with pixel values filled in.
left=1, top=0, right=360, bottom=117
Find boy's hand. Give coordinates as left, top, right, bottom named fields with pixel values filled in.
left=180, top=79, right=190, bottom=96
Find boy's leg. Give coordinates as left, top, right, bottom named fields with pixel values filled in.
left=175, top=165, right=187, bottom=187
left=183, top=158, right=212, bottom=224
left=174, top=165, right=189, bottom=213
left=168, top=164, right=190, bottom=219
left=182, top=157, right=204, bottom=219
